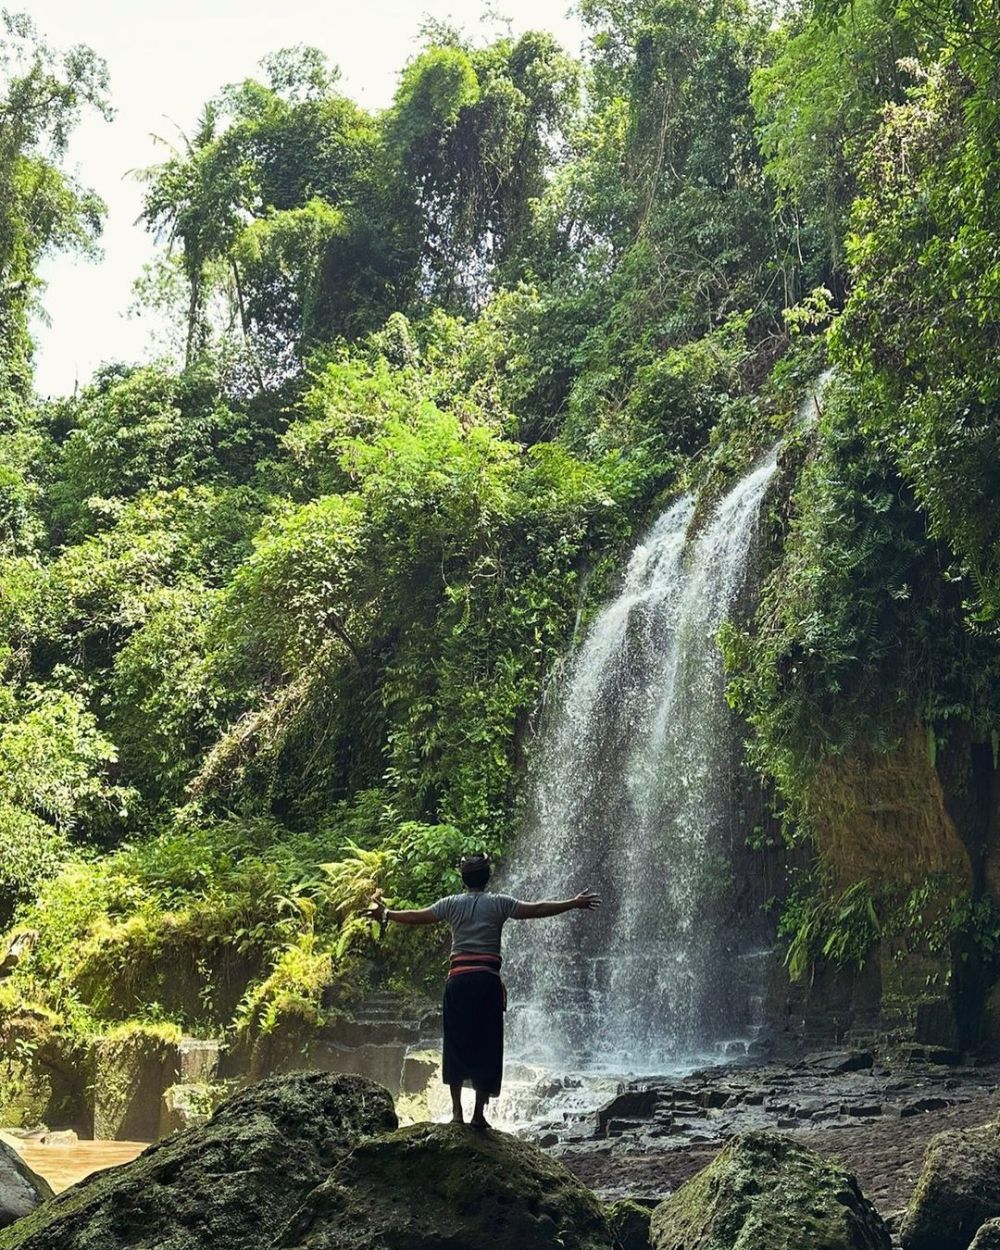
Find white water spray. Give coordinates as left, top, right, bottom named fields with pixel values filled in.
left=504, top=446, right=782, bottom=1073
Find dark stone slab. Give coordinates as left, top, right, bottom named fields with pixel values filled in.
left=596, top=1090, right=658, bottom=1137
left=806, top=1051, right=875, bottom=1075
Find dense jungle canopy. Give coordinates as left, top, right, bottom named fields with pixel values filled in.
left=0, top=0, right=998, bottom=1055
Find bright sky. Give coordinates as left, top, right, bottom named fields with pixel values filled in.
left=28, top=1, right=584, bottom=397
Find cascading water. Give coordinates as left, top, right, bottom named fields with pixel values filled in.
left=504, top=446, right=782, bottom=1074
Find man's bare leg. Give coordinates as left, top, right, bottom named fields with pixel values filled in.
left=450, top=1084, right=464, bottom=1124
left=471, top=1090, right=489, bottom=1129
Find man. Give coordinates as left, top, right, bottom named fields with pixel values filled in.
left=368, top=853, right=600, bottom=1128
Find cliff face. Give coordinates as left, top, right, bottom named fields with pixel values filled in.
left=774, top=722, right=1000, bottom=1053
left=724, top=368, right=1000, bottom=1058
left=812, top=724, right=972, bottom=891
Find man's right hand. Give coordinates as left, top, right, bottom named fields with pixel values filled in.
left=574, top=890, right=601, bottom=910
left=365, top=894, right=387, bottom=923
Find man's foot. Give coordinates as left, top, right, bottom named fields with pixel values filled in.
left=450, top=1112, right=465, bottom=1124
left=469, top=1114, right=489, bottom=1130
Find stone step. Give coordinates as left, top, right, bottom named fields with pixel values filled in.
left=352, top=1011, right=423, bottom=1026
left=321, top=1019, right=422, bottom=1048
left=606, top=1119, right=648, bottom=1137
left=178, top=1038, right=221, bottom=1084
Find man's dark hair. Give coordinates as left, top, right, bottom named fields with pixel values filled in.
left=460, top=853, right=491, bottom=890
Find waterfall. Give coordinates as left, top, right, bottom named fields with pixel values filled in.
left=504, top=447, right=781, bottom=1073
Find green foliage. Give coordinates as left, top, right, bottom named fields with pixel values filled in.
left=0, top=804, right=68, bottom=927
left=201, top=324, right=633, bottom=850
left=3, top=0, right=1000, bottom=1061
left=781, top=876, right=881, bottom=980
left=723, top=375, right=1000, bottom=829
left=4, top=818, right=338, bottom=1033
left=834, top=54, right=1000, bottom=627
left=45, top=362, right=274, bottom=541
left=779, top=869, right=997, bottom=982
left=139, top=50, right=387, bottom=368
left=106, top=585, right=226, bottom=805
left=568, top=310, right=755, bottom=461
left=0, top=13, right=110, bottom=402
left=751, top=0, right=910, bottom=274
left=386, top=31, right=579, bottom=307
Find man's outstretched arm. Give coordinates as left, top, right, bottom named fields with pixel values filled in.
left=512, top=891, right=601, bottom=919
left=366, top=901, right=439, bottom=925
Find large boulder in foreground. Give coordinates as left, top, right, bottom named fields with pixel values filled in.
left=0, top=1142, right=52, bottom=1229
left=276, top=1122, right=613, bottom=1250
left=971, top=1220, right=1000, bottom=1250
left=650, top=1131, right=890, bottom=1250
left=901, top=1121, right=1000, bottom=1250
left=0, top=1071, right=397, bottom=1250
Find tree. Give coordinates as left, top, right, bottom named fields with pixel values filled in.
left=834, top=53, right=1000, bottom=626
left=139, top=49, right=394, bottom=378
left=384, top=31, right=580, bottom=309
left=0, top=11, right=110, bottom=401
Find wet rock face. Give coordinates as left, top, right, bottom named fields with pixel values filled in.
left=649, top=1130, right=890, bottom=1250
left=901, top=1121, right=1000, bottom=1250
left=276, top=1122, right=614, bottom=1250
left=0, top=1142, right=52, bottom=1229
left=0, top=1072, right=398, bottom=1250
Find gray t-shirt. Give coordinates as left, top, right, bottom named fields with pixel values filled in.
left=429, top=891, right=520, bottom=955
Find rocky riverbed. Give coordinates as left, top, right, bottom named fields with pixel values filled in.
left=522, top=1049, right=1000, bottom=1223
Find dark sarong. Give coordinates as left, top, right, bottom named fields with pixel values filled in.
left=442, top=963, right=504, bottom=1097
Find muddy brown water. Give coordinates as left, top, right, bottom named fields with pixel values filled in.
left=3, top=1137, right=148, bottom=1193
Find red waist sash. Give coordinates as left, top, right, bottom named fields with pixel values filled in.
left=448, top=952, right=502, bottom=979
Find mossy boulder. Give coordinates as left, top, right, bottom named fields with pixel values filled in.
left=275, top=1122, right=614, bottom=1250
left=607, top=1198, right=652, bottom=1250
left=0, top=1071, right=397, bottom=1250
left=971, top=1220, right=1000, bottom=1250
left=0, top=1142, right=52, bottom=1229
left=901, top=1121, right=1000, bottom=1250
left=649, top=1131, right=889, bottom=1250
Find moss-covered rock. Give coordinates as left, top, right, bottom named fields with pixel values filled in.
left=901, top=1121, right=1000, bottom=1250
left=971, top=1220, right=1000, bottom=1250
left=810, top=723, right=971, bottom=890
left=0, top=1071, right=397, bottom=1250
left=0, top=1141, right=52, bottom=1229
left=159, top=1079, right=234, bottom=1136
left=275, top=1122, right=614, bottom=1250
left=649, top=1130, right=889, bottom=1250
left=607, top=1198, right=652, bottom=1250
